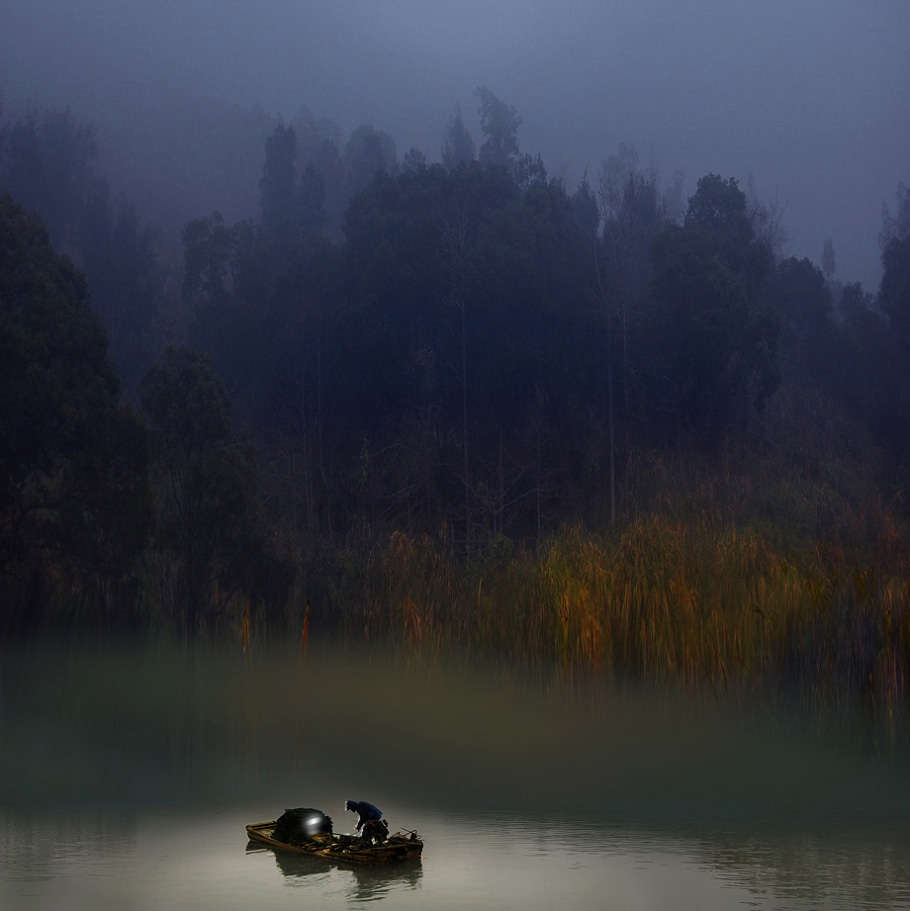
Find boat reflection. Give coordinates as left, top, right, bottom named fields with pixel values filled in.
left=272, top=848, right=336, bottom=878
left=247, top=838, right=423, bottom=901
left=344, top=859, right=423, bottom=903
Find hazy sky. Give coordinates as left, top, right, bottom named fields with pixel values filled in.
left=3, top=0, right=909, bottom=288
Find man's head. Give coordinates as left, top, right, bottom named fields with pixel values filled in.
left=345, top=800, right=355, bottom=812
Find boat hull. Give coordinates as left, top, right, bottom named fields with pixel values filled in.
left=246, top=821, right=423, bottom=866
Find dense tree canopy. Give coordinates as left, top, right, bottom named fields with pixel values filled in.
left=766, top=257, right=832, bottom=384
left=161, top=108, right=910, bottom=545
left=3, top=94, right=910, bottom=638
left=475, top=86, right=522, bottom=174
left=441, top=103, right=476, bottom=171
left=641, top=176, right=779, bottom=441
left=0, top=194, right=151, bottom=622
left=141, top=346, right=289, bottom=631
left=0, top=109, right=164, bottom=390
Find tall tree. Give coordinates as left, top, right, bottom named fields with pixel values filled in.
left=141, top=347, right=287, bottom=632
left=84, top=196, right=162, bottom=391
left=475, top=87, right=522, bottom=173
left=0, top=109, right=164, bottom=385
left=593, top=149, right=668, bottom=519
left=880, top=183, right=910, bottom=248
left=343, top=125, right=399, bottom=199
left=645, top=175, right=778, bottom=442
left=880, top=235, right=910, bottom=356
left=596, top=150, right=667, bottom=416
left=0, top=109, right=100, bottom=252
left=402, top=147, right=428, bottom=172
left=767, top=257, right=833, bottom=384
left=441, top=103, right=476, bottom=170
left=259, top=124, right=299, bottom=244
left=182, top=211, right=240, bottom=360
left=684, top=174, right=756, bottom=268
left=830, top=284, right=903, bottom=454
left=880, top=184, right=910, bottom=356
left=0, top=195, right=151, bottom=623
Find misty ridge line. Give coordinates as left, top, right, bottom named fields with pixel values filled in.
left=5, top=0, right=907, bottom=293
left=0, top=57, right=892, bottom=292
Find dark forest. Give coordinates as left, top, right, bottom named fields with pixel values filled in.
left=2, top=92, right=910, bottom=741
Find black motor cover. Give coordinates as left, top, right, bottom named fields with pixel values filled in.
left=273, top=807, right=334, bottom=843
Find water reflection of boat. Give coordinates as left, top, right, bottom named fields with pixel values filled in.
left=246, top=841, right=335, bottom=877
left=245, top=821, right=423, bottom=866
left=263, top=838, right=423, bottom=902
left=273, top=849, right=336, bottom=878
left=347, top=856, right=423, bottom=901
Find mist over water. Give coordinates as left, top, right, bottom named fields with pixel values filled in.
left=2, top=642, right=910, bottom=908
left=2, top=641, right=907, bottom=820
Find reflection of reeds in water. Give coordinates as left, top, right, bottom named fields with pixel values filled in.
left=338, top=516, right=909, bottom=748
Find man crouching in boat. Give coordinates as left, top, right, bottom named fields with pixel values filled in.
left=345, top=799, right=389, bottom=845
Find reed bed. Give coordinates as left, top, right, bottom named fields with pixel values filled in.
left=310, top=502, right=910, bottom=750
left=268, top=393, right=910, bottom=749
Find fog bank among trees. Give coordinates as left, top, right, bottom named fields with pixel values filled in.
left=1, top=90, right=909, bottom=650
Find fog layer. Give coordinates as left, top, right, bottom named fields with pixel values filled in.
left=3, top=0, right=908, bottom=288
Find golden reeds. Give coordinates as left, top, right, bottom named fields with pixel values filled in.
left=312, top=501, right=909, bottom=748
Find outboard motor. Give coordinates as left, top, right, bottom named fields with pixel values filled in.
left=273, top=807, right=334, bottom=844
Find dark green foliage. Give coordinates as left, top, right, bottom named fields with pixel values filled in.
left=7, top=95, right=910, bottom=650
left=0, top=109, right=99, bottom=250
left=642, top=176, right=779, bottom=442
left=86, top=196, right=162, bottom=391
left=258, top=125, right=329, bottom=248
left=141, top=347, right=290, bottom=631
left=182, top=212, right=238, bottom=316
left=336, top=161, right=603, bottom=540
left=475, top=87, right=522, bottom=173
left=402, top=148, right=428, bottom=172
left=514, top=153, right=548, bottom=190
left=874, top=231, right=910, bottom=482
left=879, top=235, right=910, bottom=356
left=0, top=109, right=165, bottom=390
left=594, top=156, right=668, bottom=428
left=0, top=194, right=151, bottom=624
left=440, top=103, right=476, bottom=171
left=182, top=211, right=247, bottom=380
left=766, top=257, right=833, bottom=384
left=648, top=226, right=743, bottom=432
left=259, top=124, right=300, bottom=241
left=343, top=125, right=399, bottom=200
left=569, top=177, right=599, bottom=242
left=828, top=286, right=904, bottom=454
left=685, top=174, right=755, bottom=259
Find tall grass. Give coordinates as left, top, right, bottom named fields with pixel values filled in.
left=318, top=514, right=909, bottom=749
left=277, top=419, right=910, bottom=751
left=245, top=389, right=910, bottom=748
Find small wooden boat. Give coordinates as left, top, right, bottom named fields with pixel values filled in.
left=246, top=821, right=423, bottom=866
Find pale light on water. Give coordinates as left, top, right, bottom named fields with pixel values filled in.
left=2, top=643, right=910, bottom=909
left=2, top=809, right=909, bottom=910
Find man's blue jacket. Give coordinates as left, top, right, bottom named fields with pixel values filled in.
left=345, top=800, right=382, bottom=829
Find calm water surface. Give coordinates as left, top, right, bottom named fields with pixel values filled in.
left=2, top=807, right=908, bottom=910
left=2, top=643, right=909, bottom=909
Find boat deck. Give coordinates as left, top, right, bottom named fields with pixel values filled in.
left=246, top=821, right=423, bottom=866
